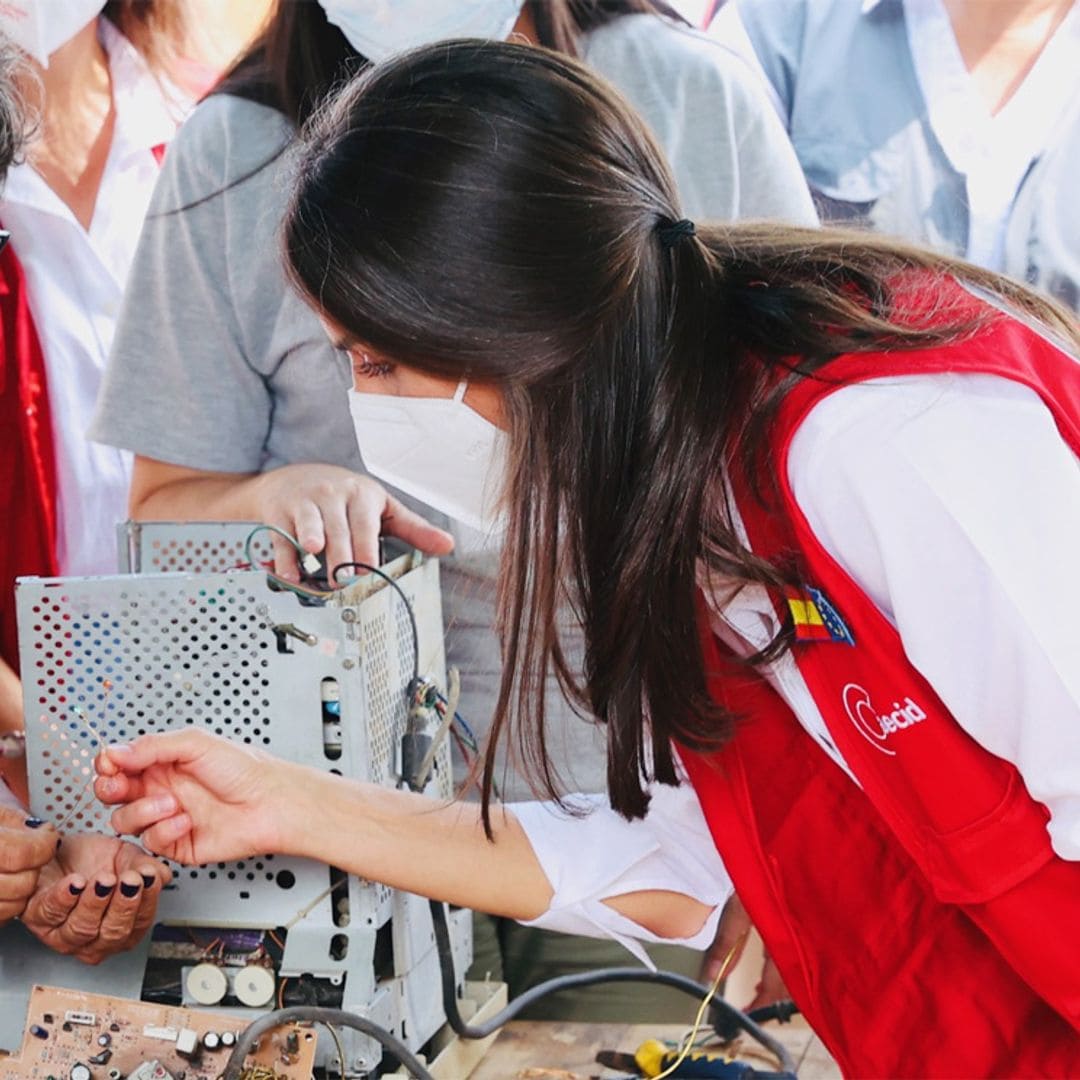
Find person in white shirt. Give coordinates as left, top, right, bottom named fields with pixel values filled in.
left=0, top=4, right=185, bottom=757
left=709, top=0, right=1080, bottom=308
left=0, top=3, right=181, bottom=964
left=96, top=40, right=1080, bottom=1075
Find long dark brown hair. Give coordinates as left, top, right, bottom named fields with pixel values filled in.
left=283, top=40, right=1079, bottom=825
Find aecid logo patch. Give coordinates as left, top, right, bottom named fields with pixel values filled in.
left=842, top=683, right=927, bottom=756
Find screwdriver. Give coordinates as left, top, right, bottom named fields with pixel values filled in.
left=596, top=1039, right=795, bottom=1079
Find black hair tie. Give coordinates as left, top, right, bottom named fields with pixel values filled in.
left=656, top=216, right=697, bottom=250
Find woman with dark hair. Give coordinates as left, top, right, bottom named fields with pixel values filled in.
left=97, top=39, right=1080, bottom=1076
left=91, top=0, right=815, bottom=1013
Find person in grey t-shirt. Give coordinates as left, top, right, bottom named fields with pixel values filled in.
left=91, top=0, right=815, bottom=1017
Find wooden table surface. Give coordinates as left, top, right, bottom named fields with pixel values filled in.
left=468, top=1016, right=841, bottom=1079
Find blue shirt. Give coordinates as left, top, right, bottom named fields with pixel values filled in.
left=727, top=0, right=1080, bottom=309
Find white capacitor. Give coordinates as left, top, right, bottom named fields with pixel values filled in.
left=186, top=962, right=229, bottom=1006
left=233, top=964, right=276, bottom=1007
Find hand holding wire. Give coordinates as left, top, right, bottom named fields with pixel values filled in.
left=247, top=463, right=453, bottom=582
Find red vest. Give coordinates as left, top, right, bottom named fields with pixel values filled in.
left=0, top=236, right=58, bottom=674
left=681, top=281, right=1080, bottom=1077
left=0, top=143, right=166, bottom=674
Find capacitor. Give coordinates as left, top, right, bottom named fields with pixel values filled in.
left=30, top=1024, right=48, bottom=1039
left=219, top=1031, right=236, bottom=1048
left=98, top=1033, right=112, bottom=1046
left=108, top=1071, right=121, bottom=1080
left=186, top=962, right=229, bottom=1006
left=233, top=964, right=275, bottom=1008
left=70, top=1065, right=92, bottom=1080
left=321, top=678, right=343, bottom=760
left=202, top=1031, right=221, bottom=1051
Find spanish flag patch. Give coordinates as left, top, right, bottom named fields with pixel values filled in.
left=785, top=586, right=855, bottom=646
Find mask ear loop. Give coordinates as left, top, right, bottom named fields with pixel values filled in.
left=453, top=380, right=469, bottom=403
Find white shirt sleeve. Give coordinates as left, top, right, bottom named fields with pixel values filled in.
left=509, top=776, right=732, bottom=965
left=788, top=372, right=1080, bottom=859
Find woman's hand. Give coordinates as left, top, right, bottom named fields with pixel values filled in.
left=0, top=808, right=59, bottom=923
left=129, top=458, right=454, bottom=583
left=701, top=893, right=792, bottom=1010
left=21, top=833, right=170, bottom=964
left=250, top=463, right=454, bottom=580
left=94, top=731, right=296, bottom=864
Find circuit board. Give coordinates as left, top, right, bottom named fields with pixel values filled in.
left=0, top=986, right=316, bottom=1080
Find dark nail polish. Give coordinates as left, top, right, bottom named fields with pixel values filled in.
left=69, top=883, right=84, bottom=896
left=141, top=875, right=155, bottom=889
left=119, top=882, right=140, bottom=898
left=94, top=882, right=114, bottom=898
left=23, top=818, right=44, bottom=829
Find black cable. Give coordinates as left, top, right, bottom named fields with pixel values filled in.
left=712, top=999, right=802, bottom=1043
left=429, top=899, right=797, bottom=1075
left=223, top=1005, right=433, bottom=1080
left=333, top=560, right=420, bottom=688
left=335, top=558, right=797, bottom=1073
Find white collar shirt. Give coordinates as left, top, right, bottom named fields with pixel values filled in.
left=0, top=18, right=182, bottom=576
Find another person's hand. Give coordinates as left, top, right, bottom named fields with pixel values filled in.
left=0, top=808, right=58, bottom=923
left=0, top=656, right=29, bottom=804
left=95, top=731, right=294, bottom=865
left=701, top=893, right=792, bottom=1010
left=250, top=463, right=454, bottom=581
left=21, top=833, right=170, bottom=964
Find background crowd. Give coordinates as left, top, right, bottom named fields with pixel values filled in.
left=0, top=0, right=1076, bottom=1021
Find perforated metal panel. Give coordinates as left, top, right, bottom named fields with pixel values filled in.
left=117, top=520, right=274, bottom=575
left=17, top=557, right=451, bottom=930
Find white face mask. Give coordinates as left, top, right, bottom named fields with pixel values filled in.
left=348, top=381, right=508, bottom=534
left=0, top=0, right=106, bottom=66
left=317, top=0, right=523, bottom=62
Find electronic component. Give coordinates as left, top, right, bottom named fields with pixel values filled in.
left=128, top=1064, right=173, bottom=1080
left=10, top=525, right=466, bottom=1074
left=29, top=1024, right=47, bottom=1039
left=64, top=1011, right=95, bottom=1026
left=175, top=1027, right=200, bottom=1059
left=186, top=962, right=229, bottom=1006
left=233, top=965, right=275, bottom=1008
left=0, top=986, right=315, bottom=1080
left=321, top=677, right=343, bottom=759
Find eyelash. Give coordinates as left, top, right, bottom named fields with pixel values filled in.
left=352, top=354, right=394, bottom=379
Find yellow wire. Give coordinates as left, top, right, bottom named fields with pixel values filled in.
left=653, top=943, right=738, bottom=1080
left=325, top=1023, right=347, bottom=1077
